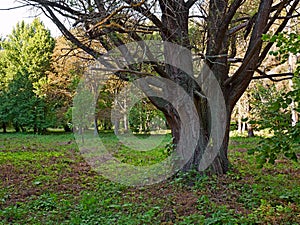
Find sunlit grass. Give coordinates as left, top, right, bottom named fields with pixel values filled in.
left=0, top=132, right=299, bottom=224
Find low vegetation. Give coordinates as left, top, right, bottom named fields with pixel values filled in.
left=0, top=132, right=299, bottom=224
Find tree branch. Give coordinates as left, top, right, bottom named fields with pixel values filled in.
left=41, top=5, right=101, bottom=60
left=226, top=0, right=296, bottom=87
left=228, top=21, right=249, bottom=36
left=221, top=0, right=244, bottom=31
left=20, top=0, right=84, bottom=17
left=257, top=0, right=300, bottom=67
left=122, top=0, right=164, bottom=29
left=253, top=69, right=294, bottom=82
left=185, top=0, right=198, bottom=9
left=0, top=5, right=29, bottom=10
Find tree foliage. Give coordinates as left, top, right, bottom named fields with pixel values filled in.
left=46, top=35, right=89, bottom=131
left=249, top=81, right=299, bottom=166
left=0, top=19, right=55, bottom=133
left=249, top=32, right=300, bottom=166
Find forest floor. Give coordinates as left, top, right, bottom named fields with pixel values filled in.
left=0, top=132, right=299, bottom=224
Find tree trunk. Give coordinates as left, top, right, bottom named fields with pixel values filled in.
left=14, top=123, right=20, bottom=132
left=123, top=113, right=128, bottom=133
left=243, top=122, right=246, bottom=133
left=63, top=124, right=72, bottom=132
left=94, top=117, right=99, bottom=136
left=181, top=105, right=231, bottom=175
left=114, top=118, right=120, bottom=135
left=158, top=0, right=230, bottom=175
left=2, top=122, right=7, bottom=133
left=20, top=125, right=26, bottom=133
left=34, top=124, right=38, bottom=134
left=247, top=126, right=255, bottom=137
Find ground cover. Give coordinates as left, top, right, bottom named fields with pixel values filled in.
left=0, top=132, right=299, bottom=224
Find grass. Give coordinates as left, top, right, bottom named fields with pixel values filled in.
left=0, top=132, right=299, bottom=224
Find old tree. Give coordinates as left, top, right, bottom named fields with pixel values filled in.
left=18, top=0, right=299, bottom=174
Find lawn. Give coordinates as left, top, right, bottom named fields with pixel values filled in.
left=0, top=132, right=299, bottom=224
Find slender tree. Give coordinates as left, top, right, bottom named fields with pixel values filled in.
left=14, top=0, right=300, bottom=174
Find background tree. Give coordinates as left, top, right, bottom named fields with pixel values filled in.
left=249, top=32, right=300, bottom=166
left=17, top=0, right=300, bottom=174
left=0, top=19, right=55, bottom=133
left=0, top=50, right=9, bottom=133
left=46, top=35, right=89, bottom=131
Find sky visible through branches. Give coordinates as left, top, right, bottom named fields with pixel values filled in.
left=0, top=0, right=61, bottom=37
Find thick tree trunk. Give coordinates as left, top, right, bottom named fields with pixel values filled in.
left=181, top=105, right=231, bottom=175
left=158, top=0, right=230, bottom=175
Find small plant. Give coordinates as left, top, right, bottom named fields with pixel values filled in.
left=249, top=82, right=299, bottom=167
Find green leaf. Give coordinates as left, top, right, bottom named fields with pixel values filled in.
left=286, top=98, right=292, bottom=105
left=241, top=117, right=248, bottom=122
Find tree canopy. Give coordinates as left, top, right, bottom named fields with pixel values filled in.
left=0, top=19, right=55, bottom=133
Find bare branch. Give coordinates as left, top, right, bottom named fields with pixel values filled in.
left=253, top=69, right=294, bottom=82
left=122, top=0, right=163, bottom=29
left=41, top=5, right=101, bottom=60
left=0, top=5, right=29, bottom=10
left=277, top=13, right=300, bottom=19
left=92, top=67, right=154, bottom=77
left=228, top=58, right=243, bottom=63
left=221, top=0, right=244, bottom=30
left=185, top=0, right=198, bottom=9
left=20, top=0, right=84, bottom=17
left=231, top=16, right=250, bottom=23
left=226, top=0, right=291, bottom=82
left=258, top=0, right=300, bottom=67
left=228, top=21, right=249, bottom=36
left=194, top=90, right=207, bottom=99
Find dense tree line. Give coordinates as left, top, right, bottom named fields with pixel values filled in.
left=0, top=20, right=161, bottom=134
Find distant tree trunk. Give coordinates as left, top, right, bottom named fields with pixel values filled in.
left=247, top=105, right=255, bottom=138
left=242, top=122, right=246, bottom=133
left=123, top=112, right=128, bottom=133
left=114, top=118, right=120, bottom=135
left=63, top=124, right=72, bottom=132
left=247, top=126, right=255, bottom=137
left=94, top=117, right=99, bottom=136
left=14, top=123, right=20, bottom=132
left=123, top=93, right=129, bottom=133
left=247, top=95, right=255, bottom=137
left=34, top=124, right=38, bottom=134
left=287, top=9, right=299, bottom=126
left=20, top=125, right=26, bottom=133
left=2, top=122, right=7, bottom=133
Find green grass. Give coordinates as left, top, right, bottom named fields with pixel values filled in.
left=0, top=132, right=299, bottom=224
